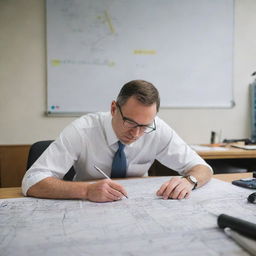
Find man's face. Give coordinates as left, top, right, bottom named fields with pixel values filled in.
left=111, top=96, right=157, bottom=144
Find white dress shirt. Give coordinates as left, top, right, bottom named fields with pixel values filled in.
left=22, top=112, right=211, bottom=195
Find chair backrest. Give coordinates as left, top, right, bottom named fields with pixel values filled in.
left=27, top=140, right=75, bottom=181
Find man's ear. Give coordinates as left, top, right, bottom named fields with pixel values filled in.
left=111, top=101, right=117, bottom=116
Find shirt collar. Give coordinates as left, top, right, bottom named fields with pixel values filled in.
left=104, top=112, right=119, bottom=146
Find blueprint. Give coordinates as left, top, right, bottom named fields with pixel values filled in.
left=0, top=177, right=255, bottom=256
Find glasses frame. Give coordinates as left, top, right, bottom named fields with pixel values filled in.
left=116, top=103, right=156, bottom=134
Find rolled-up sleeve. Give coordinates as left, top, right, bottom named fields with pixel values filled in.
left=22, top=122, right=82, bottom=196
left=155, top=118, right=212, bottom=175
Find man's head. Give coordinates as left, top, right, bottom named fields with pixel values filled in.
left=111, top=80, right=160, bottom=144
left=116, top=80, right=160, bottom=111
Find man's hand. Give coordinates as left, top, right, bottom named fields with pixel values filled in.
left=156, top=177, right=194, bottom=200
left=85, top=179, right=128, bottom=202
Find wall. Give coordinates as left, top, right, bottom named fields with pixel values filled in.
left=1, top=0, right=256, bottom=145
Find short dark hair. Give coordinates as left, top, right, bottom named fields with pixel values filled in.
left=116, top=80, right=160, bottom=112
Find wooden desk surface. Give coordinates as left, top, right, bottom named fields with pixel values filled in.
left=197, top=146, right=256, bottom=159
left=0, top=187, right=23, bottom=199
left=0, top=172, right=252, bottom=199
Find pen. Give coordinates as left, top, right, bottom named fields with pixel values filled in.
left=93, top=165, right=128, bottom=199
left=94, top=165, right=110, bottom=179
left=224, top=228, right=256, bottom=256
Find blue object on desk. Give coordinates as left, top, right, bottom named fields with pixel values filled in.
left=232, top=178, right=256, bottom=189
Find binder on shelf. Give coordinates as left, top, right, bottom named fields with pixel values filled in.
left=250, top=72, right=256, bottom=141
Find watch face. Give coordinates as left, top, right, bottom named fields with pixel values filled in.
left=190, top=176, right=197, bottom=184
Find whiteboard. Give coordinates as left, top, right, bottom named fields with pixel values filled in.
left=46, top=0, right=234, bottom=115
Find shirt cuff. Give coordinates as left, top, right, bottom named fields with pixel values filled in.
left=21, top=170, right=54, bottom=196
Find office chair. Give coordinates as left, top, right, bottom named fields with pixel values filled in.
left=27, top=140, right=76, bottom=181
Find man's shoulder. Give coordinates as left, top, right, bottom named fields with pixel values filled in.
left=155, top=116, right=172, bottom=129
left=72, top=112, right=110, bottom=129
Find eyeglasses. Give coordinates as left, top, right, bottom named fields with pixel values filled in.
left=116, top=103, right=156, bottom=134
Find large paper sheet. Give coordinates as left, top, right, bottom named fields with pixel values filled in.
left=0, top=177, right=254, bottom=256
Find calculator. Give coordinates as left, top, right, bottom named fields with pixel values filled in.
left=232, top=178, right=256, bottom=189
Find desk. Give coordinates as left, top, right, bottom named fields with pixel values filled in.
left=0, top=172, right=252, bottom=199
left=0, top=187, right=22, bottom=199
left=1, top=174, right=255, bottom=256
left=194, top=146, right=256, bottom=173
left=197, top=146, right=256, bottom=159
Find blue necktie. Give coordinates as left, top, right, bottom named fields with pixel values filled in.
left=111, top=141, right=127, bottom=178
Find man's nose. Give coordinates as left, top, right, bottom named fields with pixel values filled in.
left=130, top=126, right=141, bottom=137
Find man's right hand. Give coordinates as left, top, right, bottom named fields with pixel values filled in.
left=85, top=179, right=128, bottom=202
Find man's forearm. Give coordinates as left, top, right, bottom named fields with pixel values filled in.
left=26, top=177, right=88, bottom=199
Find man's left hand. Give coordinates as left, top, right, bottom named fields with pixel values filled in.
left=156, top=177, right=194, bottom=200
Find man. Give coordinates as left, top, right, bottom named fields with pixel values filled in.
left=22, top=80, right=212, bottom=202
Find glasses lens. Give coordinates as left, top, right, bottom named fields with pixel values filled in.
left=123, top=119, right=137, bottom=128
left=144, top=120, right=156, bottom=134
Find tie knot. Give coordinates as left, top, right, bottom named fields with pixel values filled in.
left=118, top=141, right=125, bottom=151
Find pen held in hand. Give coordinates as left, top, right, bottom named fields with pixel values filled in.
left=94, top=165, right=110, bottom=180
left=93, top=165, right=128, bottom=199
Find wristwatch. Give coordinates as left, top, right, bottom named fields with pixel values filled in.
left=183, top=175, right=198, bottom=190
